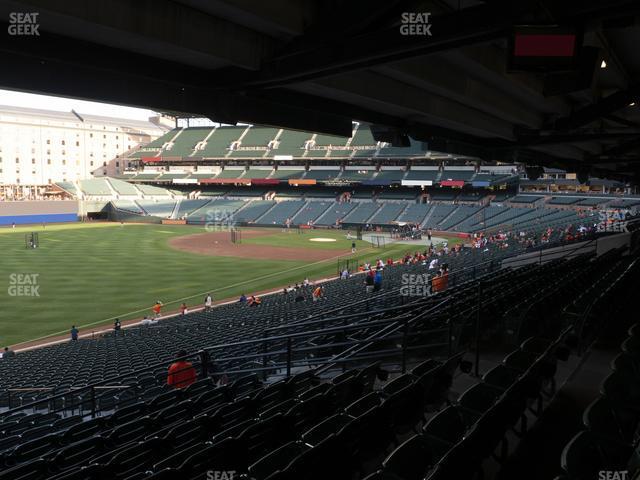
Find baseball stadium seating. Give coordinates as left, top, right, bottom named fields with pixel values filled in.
left=162, top=128, right=210, bottom=157
left=187, top=200, right=244, bottom=223
left=374, top=170, right=406, bottom=183
left=314, top=203, right=357, bottom=226
left=107, top=179, right=140, bottom=196
left=404, top=169, right=439, bottom=182
left=137, top=200, right=176, bottom=218
left=174, top=200, right=212, bottom=219
left=235, top=201, right=276, bottom=223
left=424, top=205, right=457, bottom=229
left=269, top=130, right=311, bottom=157
left=256, top=201, right=306, bottom=225
left=78, top=179, right=112, bottom=196
left=368, top=203, right=408, bottom=225
left=548, top=197, right=581, bottom=205
left=510, top=196, right=539, bottom=204
left=304, top=170, right=341, bottom=181
left=396, top=204, right=432, bottom=225
left=438, top=206, right=484, bottom=231
left=342, top=202, right=381, bottom=224
left=0, top=237, right=636, bottom=480
left=292, top=202, right=334, bottom=225
left=440, top=169, right=475, bottom=182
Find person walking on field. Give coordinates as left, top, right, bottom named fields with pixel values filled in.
left=166, top=350, right=197, bottom=389
left=152, top=301, right=163, bottom=318
left=351, top=241, right=356, bottom=254
left=204, top=293, right=213, bottom=312
left=70, top=325, right=79, bottom=341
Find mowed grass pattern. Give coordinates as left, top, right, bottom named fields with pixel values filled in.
left=0, top=223, right=416, bottom=346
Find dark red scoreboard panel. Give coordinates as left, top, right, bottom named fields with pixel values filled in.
left=509, top=26, right=581, bottom=72
left=514, top=34, right=576, bottom=57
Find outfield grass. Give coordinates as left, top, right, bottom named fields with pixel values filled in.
left=0, top=223, right=432, bottom=346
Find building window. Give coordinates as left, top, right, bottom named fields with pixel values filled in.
left=103, top=161, right=107, bottom=166
left=46, top=139, right=50, bottom=144
left=15, top=157, right=19, bottom=163
left=89, top=133, right=93, bottom=138
left=76, top=141, right=80, bottom=146
left=31, top=158, right=36, bottom=164
left=62, top=160, right=66, bottom=165
left=90, top=161, right=94, bottom=166
left=115, top=161, right=119, bottom=167
left=47, top=159, right=51, bottom=165
left=61, top=140, right=65, bottom=145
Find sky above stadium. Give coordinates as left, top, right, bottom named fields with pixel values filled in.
left=0, top=89, right=157, bottom=121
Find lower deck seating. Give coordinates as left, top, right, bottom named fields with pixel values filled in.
left=256, top=201, right=306, bottom=225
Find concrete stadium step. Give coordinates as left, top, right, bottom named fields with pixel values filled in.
left=170, top=199, right=181, bottom=219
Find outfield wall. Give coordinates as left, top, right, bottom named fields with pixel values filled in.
left=0, top=200, right=78, bottom=225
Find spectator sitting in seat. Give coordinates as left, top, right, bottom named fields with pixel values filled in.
left=239, top=293, right=247, bottom=303
left=141, top=315, right=158, bottom=326
left=365, top=271, right=375, bottom=293
left=167, top=350, right=197, bottom=389
left=248, top=295, right=262, bottom=306
left=2, top=347, right=15, bottom=359
left=114, top=318, right=121, bottom=333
